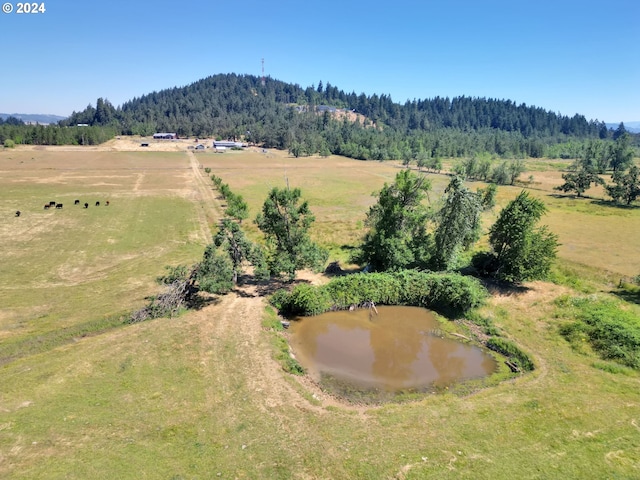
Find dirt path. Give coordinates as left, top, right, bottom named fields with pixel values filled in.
left=186, top=150, right=224, bottom=243
left=185, top=152, right=359, bottom=417
left=184, top=151, right=342, bottom=415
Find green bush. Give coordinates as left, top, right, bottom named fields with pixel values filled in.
left=269, top=289, right=290, bottom=311
left=272, top=271, right=487, bottom=318
left=285, top=284, right=332, bottom=316
left=558, top=296, right=640, bottom=369
left=3, top=139, right=15, bottom=148
left=486, top=337, right=535, bottom=371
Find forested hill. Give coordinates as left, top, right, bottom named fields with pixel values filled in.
left=64, top=73, right=606, bottom=137
left=11, top=73, right=635, bottom=157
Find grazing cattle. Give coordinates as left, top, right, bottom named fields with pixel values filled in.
left=55, top=204, right=63, bottom=209
left=74, top=199, right=80, bottom=205
left=15, top=210, right=21, bottom=217
left=95, top=201, right=100, bottom=206
left=105, top=200, right=110, bottom=206
left=49, top=201, right=56, bottom=207
left=44, top=204, right=50, bottom=210
left=84, top=203, right=89, bottom=208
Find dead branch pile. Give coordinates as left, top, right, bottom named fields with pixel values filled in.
left=129, top=274, right=198, bottom=324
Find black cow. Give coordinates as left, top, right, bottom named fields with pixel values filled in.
left=74, top=199, right=80, bottom=205
left=56, top=204, right=63, bottom=209
left=49, top=201, right=56, bottom=207
left=84, top=203, right=89, bottom=208
left=15, top=210, right=21, bottom=217
left=44, top=204, right=50, bottom=210
left=95, top=201, right=100, bottom=206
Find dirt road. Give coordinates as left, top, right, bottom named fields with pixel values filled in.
left=185, top=150, right=332, bottom=414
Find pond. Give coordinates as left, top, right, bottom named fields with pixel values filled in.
left=289, top=306, right=497, bottom=400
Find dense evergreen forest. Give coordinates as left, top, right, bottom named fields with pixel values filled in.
left=2, top=74, right=638, bottom=159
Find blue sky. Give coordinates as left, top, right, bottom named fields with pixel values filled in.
left=1, top=0, right=638, bottom=122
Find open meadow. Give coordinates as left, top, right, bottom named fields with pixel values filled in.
left=1, top=144, right=639, bottom=479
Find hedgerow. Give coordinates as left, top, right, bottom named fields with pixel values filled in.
left=271, top=271, right=487, bottom=318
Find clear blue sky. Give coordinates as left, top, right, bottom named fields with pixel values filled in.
left=1, top=0, right=638, bottom=123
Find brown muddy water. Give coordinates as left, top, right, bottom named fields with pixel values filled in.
left=290, top=306, right=497, bottom=399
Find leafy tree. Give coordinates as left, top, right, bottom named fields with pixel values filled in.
left=255, top=187, right=328, bottom=280
left=476, top=153, right=493, bottom=181
left=415, top=151, right=429, bottom=171
left=609, top=132, right=634, bottom=173
left=490, top=161, right=510, bottom=185
left=480, top=191, right=559, bottom=283
left=606, top=165, right=640, bottom=205
left=431, top=177, right=483, bottom=270
left=288, top=141, right=304, bottom=158
left=196, top=244, right=234, bottom=294
left=356, top=169, right=433, bottom=271
left=582, top=139, right=610, bottom=173
left=214, top=218, right=268, bottom=283
left=427, top=156, right=443, bottom=172
left=507, top=159, right=526, bottom=185
left=225, top=193, right=249, bottom=222
left=555, top=168, right=604, bottom=197
left=477, top=183, right=497, bottom=210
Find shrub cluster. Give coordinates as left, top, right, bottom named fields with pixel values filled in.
left=558, top=296, right=640, bottom=369
left=271, top=270, right=487, bottom=318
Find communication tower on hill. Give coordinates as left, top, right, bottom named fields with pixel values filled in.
left=261, top=58, right=265, bottom=87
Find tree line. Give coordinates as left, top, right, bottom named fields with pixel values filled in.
left=4, top=73, right=638, bottom=162
left=555, top=129, right=640, bottom=205
left=47, top=73, right=637, bottom=159
left=133, top=167, right=558, bottom=322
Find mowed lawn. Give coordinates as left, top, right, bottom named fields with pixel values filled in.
left=1, top=148, right=639, bottom=479
left=0, top=150, right=205, bottom=353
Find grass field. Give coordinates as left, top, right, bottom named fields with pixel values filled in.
left=1, top=145, right=639, bottom=479
left=0, top=150, right=205, bottom=356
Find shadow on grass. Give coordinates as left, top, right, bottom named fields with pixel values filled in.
left=613, top=289, right=640, bottom=305
left=235, top=274, right=313, bottom=298
left=480, top=278, right=531, bottom=297
left=589, top=199, right=640, bottom=210
left=547, top=193, right=596, bottom=200
left=189, top=294, right=222, bottom=310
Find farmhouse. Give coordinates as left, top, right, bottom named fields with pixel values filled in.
left=153, top=133, right=178, bottom=140
left=213, top=140, right=247, bottom=149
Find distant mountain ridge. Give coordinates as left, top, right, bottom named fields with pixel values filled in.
left=606, top=122, right=640, bottom=133
left=0, top=113, right=67, bottom=124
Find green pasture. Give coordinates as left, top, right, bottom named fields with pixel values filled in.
left=1, top=287, right=639, bottom=479
left=1, top=149, right=640, bottom=478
